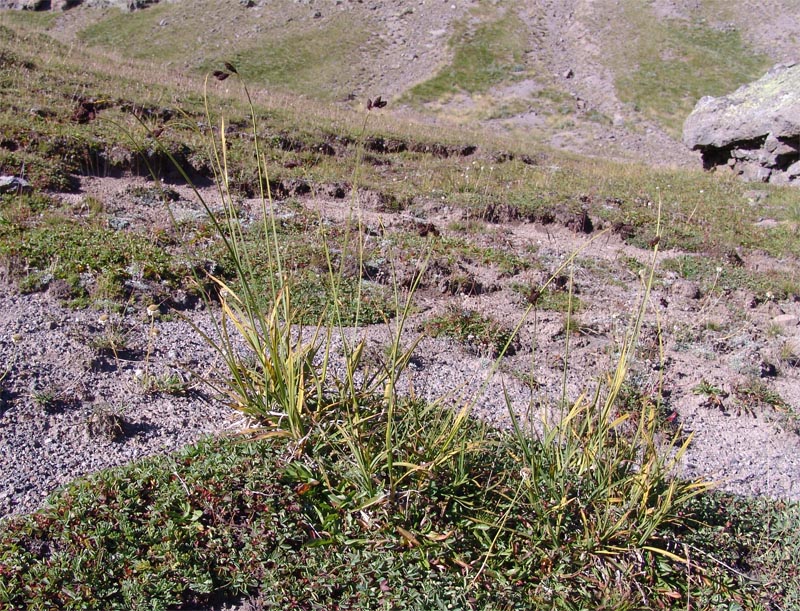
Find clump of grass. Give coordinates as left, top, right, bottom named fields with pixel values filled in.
left=780, top=341, right=800, bottom=368
left=89, top=313, right=131, bottom=359
left=615, top=377, right=679, bottom=436
left=734, top=378, right=790, bottom=419
left=0, top=211, right=184, bottom=305
left=141, top=371, right=190, bottom=396
left=512, top=281, right=583, bottom=312
left=85, top=403, right=127, bottom=442
left=29, top=387, right=58, bottom=412
left=661, top=254, right=799, bottom=301
left=425, top=305, right=515, bottom=358
left=693, top=379, right=728, bottom=411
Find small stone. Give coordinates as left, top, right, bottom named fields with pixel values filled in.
left=743, top=190, right=767, bottom=203
left=0, top=175, right=32, bottom=195
left=108, top=217, right=131, bottom=231
left=756, top=166, right=772, bottom=182
left=678, top=282, right=701, bottom=300
left=87, top=407, right=126, bottom=442
left=754, top=218, right=779, bottom=228
left=772, top=314, right=799, bottom=329
left=760, top=361, right=778, bottom=378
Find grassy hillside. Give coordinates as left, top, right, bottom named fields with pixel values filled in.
left=77, top=1, right=377, bottom=101
left=5, top=0, right=782, bottom=141
left=1, top=13, right=798, bottom=305
left=598, top=1, right=771, bottom=137
left=404, top=4, right=530, bottom=102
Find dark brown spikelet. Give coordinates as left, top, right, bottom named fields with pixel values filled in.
left=648, top=236, right=661, bottom=248
left=223, top=62, right=238, bottom=74
left=213, top=70, right=230, bottom=81
left=367, top=96, right=387, bottom=110
left=526, top=286, right=541, bottom=306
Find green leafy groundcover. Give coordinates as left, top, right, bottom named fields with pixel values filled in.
left=0, top=435, right=520, bottom=611
left=0, top=425, right=793, bottom=610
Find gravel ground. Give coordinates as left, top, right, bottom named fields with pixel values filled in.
left=3, top=175, right=800, bottom=518
left=2, top=181, right=800, bottom=611
left=0, top=284, right=540, bottom=518
left=0, top=290, right=243, bottom=517
left=2, top=267, right=800, bottom=520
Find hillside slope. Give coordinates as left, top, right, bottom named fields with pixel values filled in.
left=4, top=0, right=798, bottom=165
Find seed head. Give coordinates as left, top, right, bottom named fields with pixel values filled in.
left=213, top=70, right=230, bottom=81
left=367, top=95, right=387, bottom=111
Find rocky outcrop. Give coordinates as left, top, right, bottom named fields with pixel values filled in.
left=683, top=63, right=800, bottom=185
left=0, top=175, right=32, bottom=194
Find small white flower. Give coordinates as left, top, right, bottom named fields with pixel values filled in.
left=146, top=304, right=160, bottom=317
left=715, top=266, right=723, bottom=274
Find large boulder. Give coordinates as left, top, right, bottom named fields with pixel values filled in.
left=683, top=62, right=800, bottom=185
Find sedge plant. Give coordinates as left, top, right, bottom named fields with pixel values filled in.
left=136, top=65, right=478, bottom=510
left=490, top=205, right=714, bottom=601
